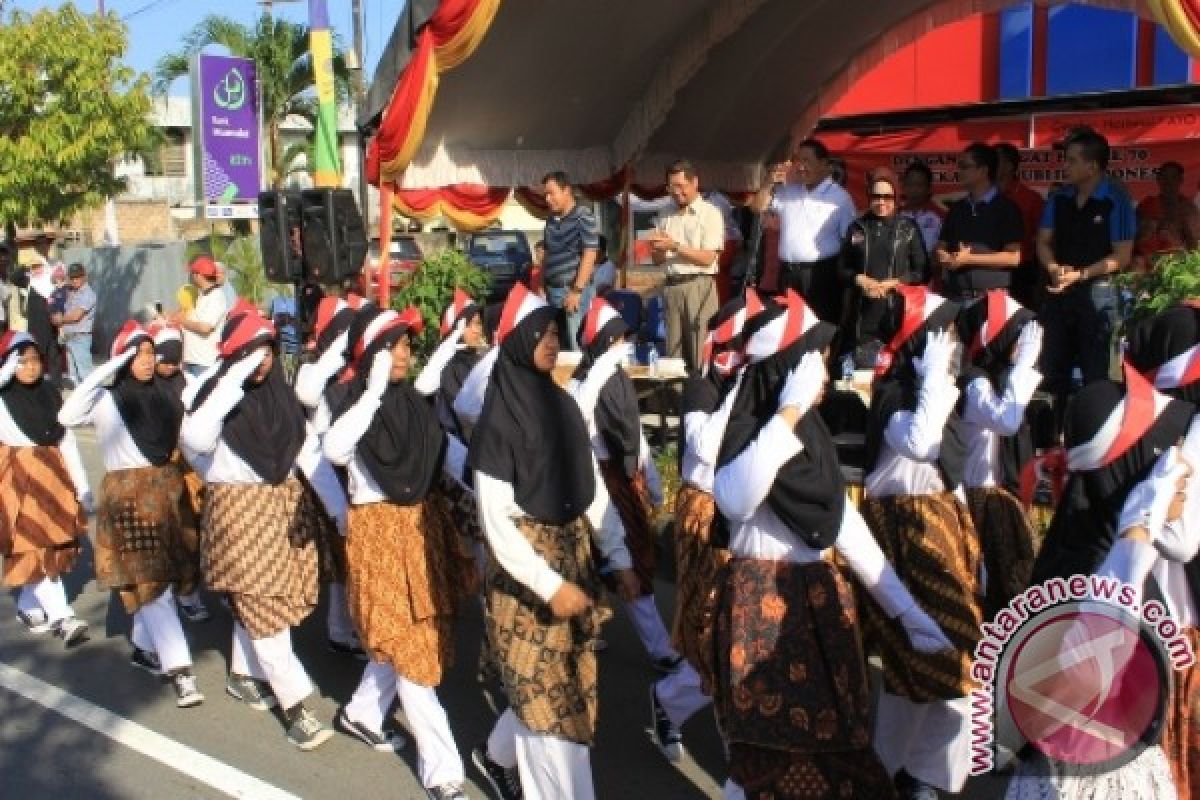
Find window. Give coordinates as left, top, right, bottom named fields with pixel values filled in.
left=143, top=128, right=187, bottom=177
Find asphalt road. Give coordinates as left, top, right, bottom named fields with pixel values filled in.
left=0, top=425, right=1010, bottom=799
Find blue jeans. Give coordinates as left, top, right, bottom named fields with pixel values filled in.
left=545, top=283, right=595, bottom=350
left=63, top=334, right=93, bottom=386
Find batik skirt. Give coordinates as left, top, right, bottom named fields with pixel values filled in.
left=0, top=444, right=86, bottom=587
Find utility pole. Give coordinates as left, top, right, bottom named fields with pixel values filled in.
left=97, top=0, right=105, bottom=14
left=352, top=0, right=370, bottom=228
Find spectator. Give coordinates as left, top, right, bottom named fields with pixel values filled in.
left=703, top=189, right=745, bottom=305
left=899, top=161, right=946, bottom=260
left=1136, top=160, right=1200, bottom=261
left=171, top=255, right=228, bottom=377
left=214, top=262, right=239, bottom=308
left=267, top=292, right=301, bottom=379
left=751, top=138, right=856, bottom=324
left=934, top=142, right=1023, bottom=303
left=28, top=232, right=60, bottom=299
left=592, top=235, right=617, bottom=295
left=528, top=239, right=546, bottom=296
left=46, top=266, right=68, bottom=385
left=1038, top=128, right=1136, bottom=431
left=996, top=143, right=1046, bottom=309
left=650, top=159, right=724, bottom=373
left=57, top=263, right=96, bottom=385
left=827, top=156, right=848, bottom=188
left=838, top=167, right=929, bottom=364
left=541, top=171, right=600, bottom=349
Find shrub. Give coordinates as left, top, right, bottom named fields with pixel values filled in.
left=1116, top=249, right=1200, bottom=324
left=391, top=248, right=491, bottom=363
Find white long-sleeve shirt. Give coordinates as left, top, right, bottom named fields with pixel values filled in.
left=681, top=375, right=741, bottom=492
left=712, top=411, right=922, bottom=618
left=474, top=456, right=631, bottom=604
left=179, top=376, right=347, bottom=529
left=58, top=382, right=153, bottom=472
left=322, top=389, right=468, bottom=506
left=864, top=374, right=962, bottom=499
left=960, top=365, right=1042, bottom=489
left=0, top=400, right=90, bottom=498
left=452, top=347, right=499, bottom=429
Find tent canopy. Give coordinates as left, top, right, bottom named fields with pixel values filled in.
left=364, top=0, right=1152, bottom=194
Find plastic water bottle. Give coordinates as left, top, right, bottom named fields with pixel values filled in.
left=648, top=346, right=660, bottom=378
left=841, top=353, right=855, bottom=383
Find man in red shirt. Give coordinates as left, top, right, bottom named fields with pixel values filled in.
left=1136, top=160, right=1200, bottom=264
left=899, top=161, right=946, bottom=289
left=996, top=143, right=1045, bottom=308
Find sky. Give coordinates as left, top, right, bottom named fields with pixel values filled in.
left=8, top=0, right=408, bottom=95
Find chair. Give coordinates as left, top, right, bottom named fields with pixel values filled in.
left=605, top=289, right=643, bottom=334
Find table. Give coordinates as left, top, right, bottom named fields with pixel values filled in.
left=629, top=370, right=686, bottom=448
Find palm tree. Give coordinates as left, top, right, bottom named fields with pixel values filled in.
left=154, top=14, right=350, bottom=189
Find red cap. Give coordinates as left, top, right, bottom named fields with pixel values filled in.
left=189, top=255, right=218, bottom=279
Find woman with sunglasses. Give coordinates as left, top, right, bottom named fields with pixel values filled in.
left=838, top=167, right=930, bottom=367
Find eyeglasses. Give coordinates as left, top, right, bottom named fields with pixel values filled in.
left=869, top=193, right=896, bottom=201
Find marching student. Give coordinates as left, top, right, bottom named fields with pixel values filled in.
left=0, top=331, right=90, bottom=647
left=651, top=291, right=761, bottom=763
left=415, top=288, right=488, bottom=441
left=1013, top=364, right=1191, bottom=799
left=713, top=291, right=951, bottom=799
left=180, top=306, right=347, bottom=750
left=292, top=293, right=369, bottom=659
left=568, top=297, right=679, bottom=672
left=59, top=322, right=203, bottom=706
left=148, top=322, right=210, bottom=624
left=859, top=285, right=982, bottom=799
left=955, top=290, right=1043, bottom=618
left=323, top=305, right=476, bottom=800
left=468, top=284, right=638, bottom=800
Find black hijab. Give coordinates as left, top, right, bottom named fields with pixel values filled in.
left=112, top=336, right=183, bottom=466
left=956, top=293, right=1036, bottom=492
left=0, top=339, right=64, bottom=446
left=1032, top=374, right=1193, bottom=583
left=864, top=289, right=967, bottom=488
left=573, top=306, right=640, bottom=475
left=468, top=305, right=595, bottom=524
left=1127, top=303, right=1200, bottom=406
left=341, top=309, right=446, bottom=505
left=716, top=299, right=845, bottom=549
left=153, top=337, right=187, bottom=418
left=190, top=313, right=307, bottom=485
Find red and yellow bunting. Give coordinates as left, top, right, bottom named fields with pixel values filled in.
left=1148, top=0, right=1200, bottom=58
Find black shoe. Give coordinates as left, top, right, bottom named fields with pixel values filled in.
left=177, top=598, right=211, bottom=623
left=651, top=654, right=684, bottom=674
left=334, top=708, right=407, bottom=752
left=650, top=686, right=684, bottom=763
left=286, top=706, right=333, bottom=751
left=225, top=674, right=277, bottom=711
left=424, top=784, right=468, bottom=800
left=327, top=637, right=368, bottom=661
left=472, top=745, right=523, bottom=800
left=130, top=647, right=163, bottom=676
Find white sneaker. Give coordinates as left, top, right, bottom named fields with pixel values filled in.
left=16, top=609, right=51, bottom=634
left=172, top=673, right=204, bottom=708
left=52, top=617, right=88, bottom=648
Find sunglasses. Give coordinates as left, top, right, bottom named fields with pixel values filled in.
left=869, top=193, right=896, bottom=200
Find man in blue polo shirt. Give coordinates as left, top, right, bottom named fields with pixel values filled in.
left=1037, top=128, right=1136, bottom=427
left=541, top=171, right=600, bottom=349
left=934, top=142, right=1024, bottom=303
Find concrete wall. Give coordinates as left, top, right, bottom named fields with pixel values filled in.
left=62, top=242, right=190, bottom=357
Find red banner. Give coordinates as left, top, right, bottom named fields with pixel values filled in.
left=1032, top=105, right=1200, bottom=147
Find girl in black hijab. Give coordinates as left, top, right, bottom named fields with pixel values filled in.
left=0, top=331, right=90, bottom=647
left=415, top=288, right=488, bottom=441
left=323, top=305, right=475, bottom=797
left=180, top=306, right=348, bottom=751
left=59, top=321, right=203, bottom=706
left=955, top=290, right=1043, bottom=618
left=710, top=290, right=949, bottom=800
left=859, top=285, right=983, bottom=799
left=467, top=283, right=637, bottom=800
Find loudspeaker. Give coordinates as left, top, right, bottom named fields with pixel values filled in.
left=258, top=191, right=305, bottom=283
left=300, top=189, right=368, bottom=284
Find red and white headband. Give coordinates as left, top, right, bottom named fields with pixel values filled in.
left=1068, top=361, right=1172, bottom=471
left=440, top=289, right=477, bottom=337
left=495, top=282, right=547, bottom=345
left=1149, top=343, right=1200, bottom=391
left=111, top=320, right=152, bottom=359
left=744, top=290, right=820, bottom=363
left=966, top=290, right=1023, bottom=361
left=580, top=297, right=623, bottom=349
left=874, top=285, right=948, bottom=378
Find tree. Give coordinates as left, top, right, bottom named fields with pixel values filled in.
left=0, top=5, right=157, bottom=226
left=154, top=14, right=351, bottom=189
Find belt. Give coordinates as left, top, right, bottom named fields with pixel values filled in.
left=544, top=276, right=586, bottom=290
left=665, top=272, right=714, bottom=286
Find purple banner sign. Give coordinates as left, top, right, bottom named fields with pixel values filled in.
left=194, top=54, right=261, bottom=203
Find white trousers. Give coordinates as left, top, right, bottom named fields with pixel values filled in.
left=487, top=708, right=594, bottom=800
left=345, top=660, right=464, bottom=788
left=723, top=780, right=746, bottom=799
left=326, top=582, right=358, bottom=644
left=129, top=588, right=192, bottom=672
left=873, top=691, right=974, bottom=793
left=655, top=661, right=710, bottom=728
left=624, top=595, right=678, bottom=662
left=230, top=623, right=313, bottom=711
left=17, top=577, right=73, bottom=623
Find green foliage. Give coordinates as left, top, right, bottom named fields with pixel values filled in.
left=391, top=249, right=491, bottom=362
left=0, top=5, right=158, bottom=225
left=186, top=234, right=268, bottom=306
left=1115, top=250, right=1200, bottom=324
left=153, top=14, right=350, bottom=188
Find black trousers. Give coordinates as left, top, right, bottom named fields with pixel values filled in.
left=779, top=256, right=841, bottom=324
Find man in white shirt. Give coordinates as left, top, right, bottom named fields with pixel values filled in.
left=649, top=160, right=725, bottom=374
left=752, top=139, right=856, bottom=325
left=171, top=256, right=228, bottom=377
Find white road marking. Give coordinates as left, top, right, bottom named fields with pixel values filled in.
left=0, top=663, right=301, bottom=800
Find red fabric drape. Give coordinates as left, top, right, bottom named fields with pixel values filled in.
left=393, top=183, right=511, bottom=230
